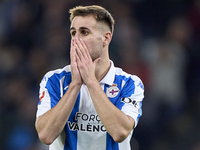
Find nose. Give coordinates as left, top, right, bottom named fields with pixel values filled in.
left=73, top=32, right=80, bottom=39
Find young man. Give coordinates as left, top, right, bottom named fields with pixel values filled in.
left=35, top=5, right=144, bottom=150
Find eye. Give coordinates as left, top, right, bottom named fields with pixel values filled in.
left=71, top=31, right=76, bottom=37
left=81, top=30, right=89, bottom=35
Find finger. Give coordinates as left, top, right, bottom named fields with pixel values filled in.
left=71, top=40, right=78, bottom=62
left=74, top=41, right=82, bottom=62
left=75, top=38, right=89, bottom=60
left=79, top=38, right=91, bottom=59
left=75, top=52, right=81, bottom=63
left=93, top=57, right=101, bottom=66
left=70, top=40, right=75, bottom=61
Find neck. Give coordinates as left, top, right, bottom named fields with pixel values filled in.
left=95, top=57, right=111, bottom=82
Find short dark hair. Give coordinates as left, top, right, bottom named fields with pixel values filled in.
left=69, top=5, right=115, bottom=34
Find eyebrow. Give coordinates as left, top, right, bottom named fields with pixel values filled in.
left=70, top=27, right=75, bottom=31
left=70, top=27, right=90, bottom=31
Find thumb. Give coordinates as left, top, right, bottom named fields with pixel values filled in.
left=93, top=57, right=101, bottom=65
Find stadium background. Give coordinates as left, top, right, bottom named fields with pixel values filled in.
left=0, top=0, right=200, bottom=149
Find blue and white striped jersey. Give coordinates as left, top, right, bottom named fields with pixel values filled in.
left=36, top=61, right=144, bottom=150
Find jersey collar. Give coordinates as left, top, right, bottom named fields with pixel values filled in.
left=99, top=60, right=115, bottom=86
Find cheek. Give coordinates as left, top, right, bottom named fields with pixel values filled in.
left=86, top=38, right=103, bottom=60
left=94, top=37, right=103, bottom=48
left=86, top=37, right=103, bottom=51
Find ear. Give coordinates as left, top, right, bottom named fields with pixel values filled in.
left=103, top=32, right=112, bottom=47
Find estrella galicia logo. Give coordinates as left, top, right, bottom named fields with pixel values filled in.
left=121, top=98, right=138, bottom=108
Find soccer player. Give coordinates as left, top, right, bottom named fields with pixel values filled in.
left=35, top=5, right=144, bottom=150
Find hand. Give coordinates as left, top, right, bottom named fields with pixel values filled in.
left=70, top=39, right=82, bottom=86
left=74, top=38, right=100, bottom=85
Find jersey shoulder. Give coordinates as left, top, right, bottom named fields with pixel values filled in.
left=40, top=65, right=71, bottom=86
left=45, top=65, right=71, bottom=78
left=114, top=67, right=143, bottom=83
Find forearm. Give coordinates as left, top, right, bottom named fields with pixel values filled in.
left=87, top=81, right=135, bottom=142
left=35, top=82, right=81, bottom=145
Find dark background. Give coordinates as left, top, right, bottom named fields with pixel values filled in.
left=0, top=0, right=200, bottom=149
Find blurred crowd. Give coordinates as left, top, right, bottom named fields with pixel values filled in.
left=0, top=0, right=200, bottom=150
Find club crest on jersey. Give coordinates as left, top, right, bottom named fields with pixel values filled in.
left=107, top=84, right=120, bottom=98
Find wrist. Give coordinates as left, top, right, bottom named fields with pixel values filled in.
left=85, top=79, right=99, bottom=88
left=70, top=81, right=82, bottom=89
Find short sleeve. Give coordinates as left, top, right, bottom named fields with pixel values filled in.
left=121, top=76, right=144, bottom=127
left=36, top=72, right=60, bottom=118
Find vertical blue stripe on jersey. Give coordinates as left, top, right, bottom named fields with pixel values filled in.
left=103, top=76, right=124, bottom=150
left=64, top=126, right=77, bottom=150
left=46, top=71, right=68, bottom=108
left=106, top=133, right=119, bottom=150
left=45, top=70, right=80, bottom=150
left=64, top=92, right=80, bottom=150
left=46, top=71, right=72, bottom=108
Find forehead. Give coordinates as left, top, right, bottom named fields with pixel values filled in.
left=70, top=15, right=98, bottom=30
